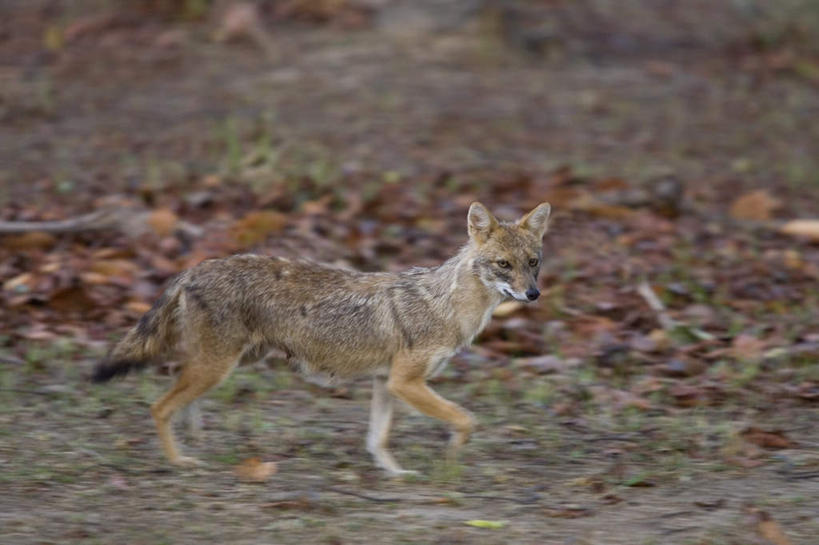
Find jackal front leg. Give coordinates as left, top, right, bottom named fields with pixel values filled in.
left=387, top=354, right=476, bottom=458
left=366, top=375, right=417, bottom=476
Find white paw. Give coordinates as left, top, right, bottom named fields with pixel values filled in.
left=171, top=455, right=205, bottom=468
left=387, top=468, right=419, bottom=478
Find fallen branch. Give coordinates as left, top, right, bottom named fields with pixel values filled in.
left=0, top=206, right=202, bottom=238
left=0, top=209, right=119, bottom=234
left=636, top=281, right=676, bottom=330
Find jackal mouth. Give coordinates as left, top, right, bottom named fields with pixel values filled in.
left=501, top=288, right=532, bottom=303
left=502, top=288, right=529, bottom=302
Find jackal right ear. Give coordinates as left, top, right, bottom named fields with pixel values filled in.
left=468, top=202, right=498, bottom=243
left=518, top=202, right=552, bottom=239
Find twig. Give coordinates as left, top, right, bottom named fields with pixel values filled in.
left=763, top=342, right=819, bottom=360
left=0, top=209, right=119, bottom=234
left=636, top=281, right=676, bottom=330
left=461, top=493, right=541, bottom=505
left=0, top=206, right=202, bottom=238
left=320, top=485, right=403, bottom=503
left=0, top=388, right=58, bottom=396
left=0, top=354, right=25, bottom=365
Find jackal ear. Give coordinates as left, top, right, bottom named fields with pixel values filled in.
left=467, top=202, right=498, bottom=243
left=518, top=202, right=551, bottom=239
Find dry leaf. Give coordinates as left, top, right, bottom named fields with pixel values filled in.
left=216, top=2, right=261, bottom=42
left=543, top=505, right=593, bottom=518
left=729, top=190, right=780, bottom=221
left=147, top=208, right=179, bottom=237
left=464, top=520, right=508, bottom=529
left=746, top=507, right=793, bottom=545
left=48, top=285, right=97, bottom=313
left=90, top=259, right=137, bottom=279
left=3, top=273, right=33, bottom=292
left=731, top=334, right=766, bottom=362
left=125, top=300, right=152, bottom=314
left=80, top=272, right=109, bottom=285
left=779, top=219, right=819, bottom=242
left=232, top=210, right=287, bottom=247
left=1, top=232, right=56, bottom=250
left=741, top=427, right=796, bottom=449
left=234, top=457, right=277, bottom=482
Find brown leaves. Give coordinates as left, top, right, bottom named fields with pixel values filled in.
left=146, top=208, right=179, bottom=237
left=231, top=210, right=288, bottom=248
left=234, top=457, right=278, bottom=483
left=730, top=334, right=767, bottom=362
left=741, top=427, right=796, bottom=450
left=542, top=505, right=594, bottom=518
left=745, top=506, right=794, bottom=545
left=0, top=231, right=56, bottom=250
left=779, top=219, right=819, bottom=242
left=729, top=190, right=781, bottom=221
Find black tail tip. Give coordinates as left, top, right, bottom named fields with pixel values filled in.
left=91, top=359, right=146, bottom=383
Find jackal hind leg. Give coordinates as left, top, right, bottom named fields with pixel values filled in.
left=151, top=352, right=239, bottom=467
left=181, top=400, right=203, bottom=441
left=366, top=375, right=417, bottom=477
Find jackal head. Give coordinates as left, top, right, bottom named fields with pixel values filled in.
left=467, top=202, right=551, bottom=302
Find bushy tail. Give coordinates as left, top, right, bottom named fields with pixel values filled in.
left=92, top=280, right=183, bottom=383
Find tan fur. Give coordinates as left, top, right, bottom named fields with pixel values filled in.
left=93, top=202, right=551, bottom=474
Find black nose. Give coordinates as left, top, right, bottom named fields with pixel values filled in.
left=526, top=288, right=540, bottom=301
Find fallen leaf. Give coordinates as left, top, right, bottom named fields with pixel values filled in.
left=464, top=520, right=508, bottom=529
left=731, top=335, right=766, bottom=362
left=125, top=300, right=152, bottom=314
left=729, top=190, right=780, bottom=221
left=234, top=457, right=277, bottom=483
left=216, top=1, right=262, bottom=42
left=0, top=232, right=56, bottom=250
left=694, top=498, right=725, bottom=510
left=779, top=219, right=819, bottom=242
left=746, top=507, right=794, bottom=545
left=543, top=505, right=594, bottom=518
left=232, top=210, right=287, bottom=247
left=3, top=273, right=33, bottom=292
left=147, top=208, right=179, bottom=236
left=668, top=383, right=706, bottom=407
left=512, top=355, right=568, bottom=374
left=623, top=473, right=655, bottom=487
left=47, top=285, right=97, bottom=313
left=90, top=259, right=137, bottom=279
left=656, top=358, right=707, bottom=378
left=782, top=249, right=803, bottom=270
left=741, top=427, right=796, bottom=449
left=262, top=494, right=318, bottom=511
left=726, top=456, right=765, bottom=468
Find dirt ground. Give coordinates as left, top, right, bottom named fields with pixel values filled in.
left=1, top=1, right=818, bottom=544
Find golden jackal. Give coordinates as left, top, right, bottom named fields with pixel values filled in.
left=93, top=202, right=551, bottom=474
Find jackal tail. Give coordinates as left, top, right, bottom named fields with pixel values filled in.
left=92, top=279, right=183, bottom=383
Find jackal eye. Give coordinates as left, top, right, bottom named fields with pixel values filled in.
left=496, top=259, right=511, bottom=269
left=528, top=258, right=539, bottom=267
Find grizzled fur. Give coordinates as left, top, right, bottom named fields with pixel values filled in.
left=93, top=202, right=551, bottom=474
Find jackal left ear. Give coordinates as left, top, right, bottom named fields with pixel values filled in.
left=518, top=202, right=551, bottom=238
left=468, top=202, right=498, bottom=243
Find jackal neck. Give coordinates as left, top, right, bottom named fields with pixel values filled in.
left=426, top=244, right=502, bottom=344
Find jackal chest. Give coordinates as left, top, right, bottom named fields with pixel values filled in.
left=425, top=348, right=456, bottom=379
left=459, top=305, right=496, bottom=347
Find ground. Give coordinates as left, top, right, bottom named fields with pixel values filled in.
left=0, top=1, right=817, bottom=544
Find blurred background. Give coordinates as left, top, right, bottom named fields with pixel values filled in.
left=1, top=1, right=818, bottom=544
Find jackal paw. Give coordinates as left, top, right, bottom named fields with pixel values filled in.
left=387, top=468, right=419, bottom=478
left=171, top=455, right=205, bottom=468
